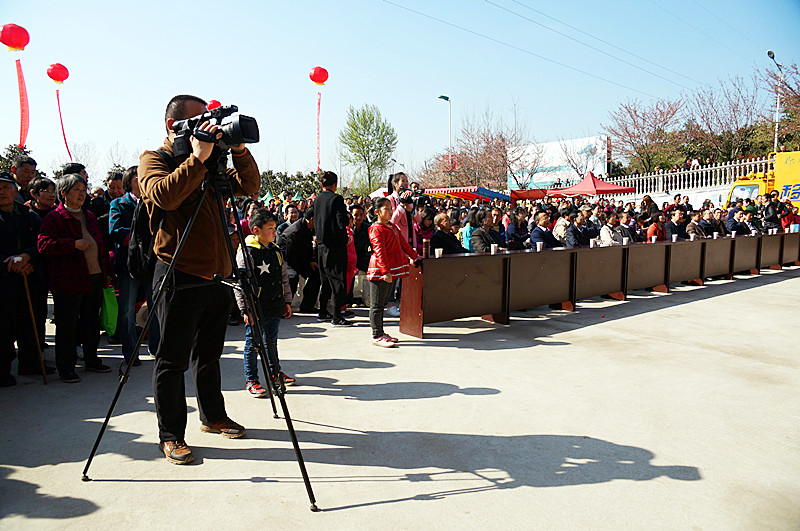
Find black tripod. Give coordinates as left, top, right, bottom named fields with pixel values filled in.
left=81, top=148, right=319, bottom=512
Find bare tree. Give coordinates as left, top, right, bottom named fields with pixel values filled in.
left=419, top=102, right=536, bottom=190
left=764, top=62, right=800, bottom=141
left=685, top=75, right=765, bottom=161
left=602, top=98, right=683, bottom=172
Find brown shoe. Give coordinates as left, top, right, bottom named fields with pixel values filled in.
left=200, top=417, right=246, bottom=439
left=160, top=440, right=194, bottom=465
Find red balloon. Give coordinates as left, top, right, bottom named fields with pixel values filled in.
left=47, top=63, right=69, bottom=84
left=309, top=66, right=328, bottom=86
left=0, top=23, right=29, bottom=51
left=207, top=99, right=221, bottom=110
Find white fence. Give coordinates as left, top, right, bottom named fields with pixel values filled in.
left=605, top=156, right=771, bottom=197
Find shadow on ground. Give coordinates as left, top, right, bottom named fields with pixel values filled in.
left=0, top=466, right=99, bottom=519
left=79, top=426, right=700, bottom=512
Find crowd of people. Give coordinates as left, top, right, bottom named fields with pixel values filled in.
left=4, top=152, right=799, bottom=387
left=3, top=116, right=799, bottom=463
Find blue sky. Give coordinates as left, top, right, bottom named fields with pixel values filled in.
left=1, top=0, right=798, bottom=187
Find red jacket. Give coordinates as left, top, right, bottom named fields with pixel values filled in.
left=367, top=221, right=419, bottom=281
left=38, top=204, right=113, bottom=295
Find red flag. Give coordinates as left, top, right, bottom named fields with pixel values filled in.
left=16, top=59, right=29, bottom=148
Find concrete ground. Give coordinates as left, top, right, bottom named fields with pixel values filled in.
left=1, top=267, right=799, bottom=530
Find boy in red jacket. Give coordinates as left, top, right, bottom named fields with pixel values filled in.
left=367, top=197, right=419, bottom=347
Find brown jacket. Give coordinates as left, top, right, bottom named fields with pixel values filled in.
left=685, top=220, right=707, bottom=238
left=139, top=138, right=260, bottom=278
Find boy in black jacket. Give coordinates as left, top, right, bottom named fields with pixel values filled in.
left=235, top=209, right=296, bottom=397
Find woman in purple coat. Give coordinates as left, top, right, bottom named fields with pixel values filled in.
left=38, top=174, right=113, bottom=382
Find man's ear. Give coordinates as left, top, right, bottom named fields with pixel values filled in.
left=166, top=118, right=175, bottom=133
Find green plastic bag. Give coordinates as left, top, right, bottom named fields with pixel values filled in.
left=100, top=279, right=118, bottom=336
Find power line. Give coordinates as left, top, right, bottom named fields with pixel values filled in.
left=382, top=0, right=660, bottom=99
left=511, top=0, right=709, bottom=87
left=487, top=0, right=693, bottom=90
left=648, top=0, right=752, bottom=62
left=690, top=0, right=764, bottom=51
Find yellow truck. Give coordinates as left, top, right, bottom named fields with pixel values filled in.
left=726, top=151, right=800, bottom=207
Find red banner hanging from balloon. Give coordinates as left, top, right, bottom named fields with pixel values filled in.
left=16, top=59, right=28, bottom=148
left=317, top=91, right=321, bottom=172
left=56, top=89, right=73, bottom=161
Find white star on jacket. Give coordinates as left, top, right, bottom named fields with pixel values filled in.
left=257, top=261, right=271, bottom=275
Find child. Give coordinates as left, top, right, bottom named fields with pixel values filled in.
left=235, top=209, right=296, bottom=397
left=367, top=197, right=419, bottom=348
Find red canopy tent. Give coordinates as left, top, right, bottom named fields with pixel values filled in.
left=509, top=188, right=547, bottom=205
left=547, top=171, right=634, bottom=197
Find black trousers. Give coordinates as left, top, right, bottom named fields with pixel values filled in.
left=152, top=261, right=231, bottom=443
left=317, top=245, right=347, bottom=318
left=369, top=280, right=393, bottom=339
left=53, top=274, right=103, bottom=376
left=290, top=268, right=321, bottom=311
left=0, top=293, right=42, bottom=376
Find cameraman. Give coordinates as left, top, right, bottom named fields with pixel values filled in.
left=139, top=95, right=260, bottom=465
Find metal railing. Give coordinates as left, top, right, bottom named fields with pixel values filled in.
left=605, top=156, right=772, bottom=196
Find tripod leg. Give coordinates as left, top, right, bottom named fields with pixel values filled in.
left=82, top=183, right=209, bottom=481
left=211, top=178, right=319, bottom=510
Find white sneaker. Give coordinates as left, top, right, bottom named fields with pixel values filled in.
left=385, top=305, right=400, bottom=317
left=372, top=337, right=395, bottom=348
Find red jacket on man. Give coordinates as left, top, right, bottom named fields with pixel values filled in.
left=367, top=221, right=419, bottom=281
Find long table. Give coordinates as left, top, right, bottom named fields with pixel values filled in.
left=399, top=232, right=800, bottom=338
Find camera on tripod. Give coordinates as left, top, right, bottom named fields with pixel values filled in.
left=172, top=104, right=260, bottom=158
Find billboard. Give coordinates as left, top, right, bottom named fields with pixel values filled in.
left=507, top=135, right=609, bottom=190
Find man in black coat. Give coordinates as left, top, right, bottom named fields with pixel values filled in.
left=529, top=212, right=562, bottom=249
left=277, top=210, right=320, bottom=313
left=430, top=213, right=468, bottom=255
left=665, top=211, right=688, bottom=241
left=763, top=191, right=789, bottom=232
left=0, top=172, right=54, bottom=386
left=312, top=171, right=351, bottom=326
left=565, top=211, right=591, bottom=248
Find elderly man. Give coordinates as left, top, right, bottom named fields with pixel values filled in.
left=11, top=155, right=37, bottom=205
left=0, top=172, right=54, bottom=386
left=685, top=211, right=707, bottom=238
left=430, top=212, right=468, bottom=255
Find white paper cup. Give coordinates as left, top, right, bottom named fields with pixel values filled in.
left=751, top=230, right=758, bottom=236
left=590, top=239, right=596, bottom=248
left=536, top=241, right=543, bottom=252
left=713, top=232, right=719, bottom=239
left=651, top=235, right=657, bottom=243
left=690, top=234, right=695, bottom=241
left=490, top=243, right=498, bottom=254
left=622, top=237, right=629, bottom=245
left=731, top=231, right=736, bottom=238
left=671, top=234, right=678, bottom=242
left=434, top=248, right=443, bottom=258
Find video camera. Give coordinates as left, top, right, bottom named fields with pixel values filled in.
left=399, top=186, right=430, bottom=208
left=172, top=104, right=259, bottom=158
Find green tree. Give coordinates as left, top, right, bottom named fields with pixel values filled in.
left=338, top=104, right=397, bottom=190
left=0, top=144, right=47, bottom=178
left=259, top=170, right=320, bottom=200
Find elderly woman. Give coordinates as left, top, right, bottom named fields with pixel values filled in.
left=109, top=166, right=160, bottom=370
left=38, top=174, right=112, bottom=382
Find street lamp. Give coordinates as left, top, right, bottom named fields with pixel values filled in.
left=767, top=50, right=784, bottom=153
left=438, top=95, right=452, bottom=185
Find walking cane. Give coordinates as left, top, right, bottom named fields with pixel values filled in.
left=22, top=274, right=47, bottom=385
